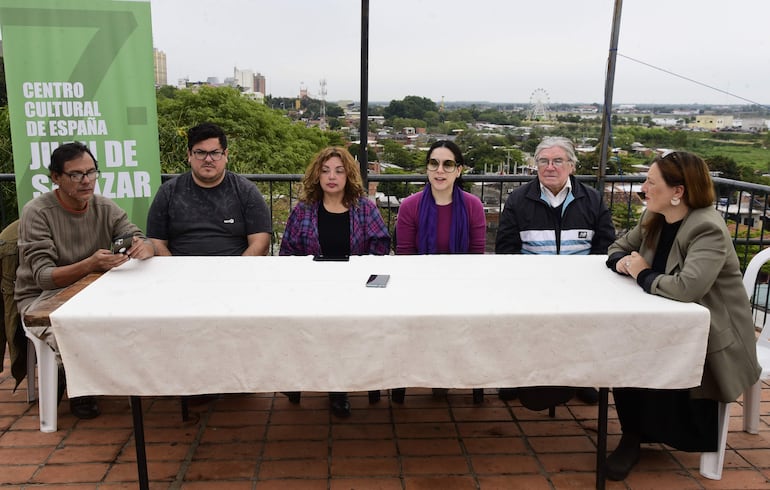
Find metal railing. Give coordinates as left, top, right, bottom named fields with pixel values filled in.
left=4, top=172, right=770, bottom=262
left=227, top=173, right=770, bottom=258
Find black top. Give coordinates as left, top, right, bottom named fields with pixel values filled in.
left=318, top=203, right=351, bottom=258
left=652, top=220, right=683, bottom=272
left=637, top=219, right=683, bottom=292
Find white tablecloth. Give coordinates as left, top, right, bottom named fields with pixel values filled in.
left=50, top=255, right=710, bottom=398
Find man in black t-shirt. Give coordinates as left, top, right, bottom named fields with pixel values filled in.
left=147, top=122, right=272, bottom=256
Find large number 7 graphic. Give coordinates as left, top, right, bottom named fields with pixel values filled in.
left=0, top=7, right=138, bottom=98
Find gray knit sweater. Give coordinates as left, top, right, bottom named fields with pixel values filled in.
left=15, top=191, right=143, bottom=313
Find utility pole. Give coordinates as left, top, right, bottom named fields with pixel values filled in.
left=598, top=0, right=623, bottom=195
left=358, top=0, right=369, bottom=187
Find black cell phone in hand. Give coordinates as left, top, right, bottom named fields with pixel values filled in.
left=366, top=274, right=390, bottom=288
left=111, top=235, right=133, bottom=254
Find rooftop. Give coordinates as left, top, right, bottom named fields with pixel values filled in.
left=1, top=353, right=769, bottom=489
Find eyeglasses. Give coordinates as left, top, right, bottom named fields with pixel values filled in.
left=427, top=159, right=458, bottom=172
left=191, top=149, right=225, bottom=161
left=536, top=158, right=570, bottom=168
left=63, top=169, right=100, bottom=182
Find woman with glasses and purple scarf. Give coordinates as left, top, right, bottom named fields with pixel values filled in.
left=391, top=140, right=486, bottom=403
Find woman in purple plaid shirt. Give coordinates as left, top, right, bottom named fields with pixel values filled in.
left=279, top=146, right=391, bottom=417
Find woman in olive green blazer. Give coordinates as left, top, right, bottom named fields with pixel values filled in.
left=604, top=151, right=761, bottom=481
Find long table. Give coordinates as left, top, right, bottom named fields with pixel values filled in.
left=47, top=255, right=711, bottom=489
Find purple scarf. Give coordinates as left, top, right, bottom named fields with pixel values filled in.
left=417, top=184, right=469, bottom=254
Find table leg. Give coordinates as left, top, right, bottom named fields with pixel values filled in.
left=130, top=396, right=149, bottom=490
left=595, top=388, right=609, bottom=490
left=181, top=396, right=190, bottom=421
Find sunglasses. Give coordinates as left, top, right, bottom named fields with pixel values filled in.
left=427, top=158, right=458, bottom=172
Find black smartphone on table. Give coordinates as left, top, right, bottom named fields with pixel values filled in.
left=313, top=255, right=349, bottom=262
left=366, top=274, right=390, bottom=288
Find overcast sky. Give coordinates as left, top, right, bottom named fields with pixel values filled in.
left=150, top=0, right=768, bottom=105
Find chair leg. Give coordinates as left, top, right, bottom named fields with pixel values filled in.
left=548, top=405, right=556, bottom=418
left=743, top=382, right=761, bottom=434
left=281, top=391, right=301, bottom=404
left=472, top=388, right=484, bottom=404
left=700, top=401, right=730, bottom=480
left=180, top=397, right=190, bottom=421
left=368, top=390, right=381, bottom=403
left=26, top=338, right=37, bottom=403
left=35, top=339, right=59, bottom=433
left=391, top=388, right=406, bottom=404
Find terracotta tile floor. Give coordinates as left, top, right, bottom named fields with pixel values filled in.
left=2, top=353, right=770, bottom=489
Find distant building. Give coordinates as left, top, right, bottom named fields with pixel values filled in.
left=574, top=105, right=598, bottom=114
left=153, top=48, right=167, bottom=86
left=229, top=68, right=265, bottom=102
left=630, top=142, right=654, bottom=157
left=254, top=73, right=266, bottom=95
left=233, top=67, right=255, bottom=91
left=242, top=91, right=265, bottom=104
left=692, top=115, right=734, bottom=131
left=738, top=117, right=770, bottom=132
left=616, top=104, right=637, bottom=113
left=672, top=109, right=700, bottom=116
left=651, top=117, right=682, bottom=127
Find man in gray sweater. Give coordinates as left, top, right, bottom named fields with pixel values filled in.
left=16, top=142, right=154, bottom=419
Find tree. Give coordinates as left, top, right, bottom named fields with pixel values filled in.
left=612, top=131, right=634, bottom=150
left=706, top=155, right=742, bottom=181
left=326, top=104, right=344, bottom=118
left=380, top=167, right=414, bottom=200
left=0, top=106, right=16, bottom=222
left=157, top=86, right=333, bottom=175
left=156, top=85, right=177, bottom=100
left=391, top=117, right=427, bottom=131
left=670, top=130, right=689, bottom=148
left=422, top=110, right=441, bottom=128
left=454, top=134, right=505, bottom=172
left=575, top=151, right=599, bottom=175
left=347, top=143, right=377, bottom=162
left=381, top=140, right=420, bottom=170
left=446, top=108, right=476, bottom=123
left=383, top=95, right=438, bottom=121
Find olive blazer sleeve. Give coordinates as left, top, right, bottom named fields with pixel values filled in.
left=608, top=207, right=760, bottom=401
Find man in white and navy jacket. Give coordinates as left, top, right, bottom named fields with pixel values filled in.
left=495, top=136, right=616, bottom=408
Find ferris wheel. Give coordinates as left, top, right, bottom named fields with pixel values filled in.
left=529, top=88, right=550, bottom=120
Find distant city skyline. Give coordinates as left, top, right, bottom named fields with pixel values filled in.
left=148, top=0, right=770, bottom=106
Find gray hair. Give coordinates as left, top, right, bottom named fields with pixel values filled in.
left=534, top=137, right=578, bottom=166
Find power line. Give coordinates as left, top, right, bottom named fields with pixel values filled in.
left=618, top=53, right=769, bottom=109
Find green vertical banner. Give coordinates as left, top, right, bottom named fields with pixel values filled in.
left=0, top=0, right=160, bottom=228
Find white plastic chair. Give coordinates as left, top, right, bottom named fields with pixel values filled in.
left=738, top=246, right=770, bottom=435
left=700, top=246, right=770, bottom=479
left=22, top=317, right=60, bottom=433
left=26, top=338, right=35, bottom=403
